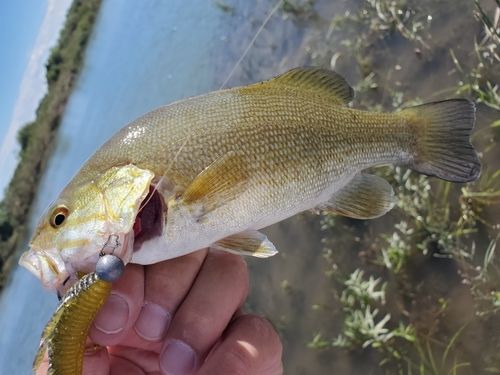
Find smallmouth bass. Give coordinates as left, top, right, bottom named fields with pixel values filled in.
left=20, top=67, right=481, bottom=296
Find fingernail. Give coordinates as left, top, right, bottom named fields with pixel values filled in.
left=160, top=340, right=195, bottom=375
left=134, top=302, right=170, bottom=341
left=93, top=294, right=129, bottom=334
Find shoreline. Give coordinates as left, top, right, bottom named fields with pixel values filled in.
left=0, top=0, right=103, bottom=292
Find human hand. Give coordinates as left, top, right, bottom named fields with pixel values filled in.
left=36, top=249, right=283, bottom=375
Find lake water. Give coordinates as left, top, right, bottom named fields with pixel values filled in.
left=1, top=0, right=497, bottom=374
left=0, top=0, right=331, bottom=372
left=0, top=0, right=228, bottom=372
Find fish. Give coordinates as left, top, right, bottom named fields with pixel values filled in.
left=19, top=67, right=481, bottom=296
left=32, top=255, right=124, bottom=375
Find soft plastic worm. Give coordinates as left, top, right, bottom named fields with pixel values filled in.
left=32, top=272, right=112, bottom=375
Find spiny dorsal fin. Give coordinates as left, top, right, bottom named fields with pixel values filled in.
left=181, top=151, right=250, bottom=214
left=267, top=67, right=355, bottom=106
left=317, top=173, right=395, bottom=219
left=211, top=230, right=278, bottom=258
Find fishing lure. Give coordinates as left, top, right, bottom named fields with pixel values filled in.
left=32, top=254, right=124, bottom=375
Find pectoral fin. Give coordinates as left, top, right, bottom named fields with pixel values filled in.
left=211, top=231, right=278, bottom=258
left=180, top=151, right=250, bottom=214
left=317, top=174, right=395, bottom=219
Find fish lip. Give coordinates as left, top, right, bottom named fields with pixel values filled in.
left=21, top=231, right=134, bottom=294
left=19, top=251, right=41, bottom=279
left=19, top=248, right=69, bottom=291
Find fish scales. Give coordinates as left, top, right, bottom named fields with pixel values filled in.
left=20, top=67, right=480, bottom=295
left=70, top=88, right=412, bottom=198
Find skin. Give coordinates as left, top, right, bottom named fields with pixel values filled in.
left=36, top=250, right=283, bottom=375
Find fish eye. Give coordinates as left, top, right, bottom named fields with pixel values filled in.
left=49, top=206, right=69, bottom=228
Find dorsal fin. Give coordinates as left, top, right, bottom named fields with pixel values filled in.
left=266, top=67, right=355, bottom=106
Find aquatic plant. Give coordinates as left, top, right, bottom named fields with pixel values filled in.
left=309, top=267, right=416, bottom=366
left=214, top=1, right=234, bottom=15
left=306, top=0, right=500, bottom=373
left=449, top=1, right=500, bottom=127
left=380, top=221, right=413, bottom=273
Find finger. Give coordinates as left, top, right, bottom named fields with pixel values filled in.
left=89, top=263, right=144, bottom=346
left=198, top=314, right=283, bottom=375
left=35, top=349, right=50, bottom=375
left=132, top=249, right=209, bottom=345
left=36, top=359, right=49, bottom=375
left=108, top=346, right=161, bottom=374
left=37, top=346, right=111, bottom=375
left=109, top=356, right=145, bottom=375
left=159, top=250, right=249, bottom=375
left=82, top=346, right=110, bottom=375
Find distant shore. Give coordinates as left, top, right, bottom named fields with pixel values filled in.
left=0, top=0, right=102, bottom=292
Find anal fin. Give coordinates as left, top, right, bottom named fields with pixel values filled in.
left=211, top=231, right=278, bottom=258
left=317, top=174, right=395, bottom=219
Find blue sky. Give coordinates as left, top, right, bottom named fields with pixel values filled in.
left=0, top=0, right=72, bottom=197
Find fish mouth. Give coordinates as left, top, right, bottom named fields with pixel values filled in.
left=19, top=248, right=68, bottom=291
left=132, top=187, right=165, bottom=251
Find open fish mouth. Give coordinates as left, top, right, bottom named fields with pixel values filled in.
left=19, top=248, right=68, bottom=291
left=19, top=185, right=164, bottom=294
left=21, top=230, right=134, bottom=295
left=132, top=187, right=165, bottom=251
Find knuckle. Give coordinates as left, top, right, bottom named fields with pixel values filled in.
left=245, top=315, right=275, bottom=341
left=181, top=305, right=214, bottom=337
left=221, top=341, right=255, bottom=375
left=244, top=315, right=283, bottom=359
left=207, top=251, right=249, bottom=288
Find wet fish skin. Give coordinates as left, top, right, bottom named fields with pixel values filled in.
left=19, top=67, right=481, bottom=295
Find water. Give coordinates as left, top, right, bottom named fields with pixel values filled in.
left=0, top=0, right=73, bottom=199
left=1, top=0, right=498, bottom=374
left=0, top=0, right=224, bottom=372
left=0, top=0, right=324, bottom=372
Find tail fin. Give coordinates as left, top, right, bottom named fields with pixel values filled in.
left=403, top=99, right=481, bottom=183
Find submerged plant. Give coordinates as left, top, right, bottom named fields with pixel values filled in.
left=364, top=0, right=432, bottom=49
left=380, top=221, right=413, bottom=273
left=307, top=0, right=500, bottom=372
left=342, top=269, right=387, bottom=307
left=450, top=1, right=500, bottom=127
left=313, top=267, right=416, bottom=364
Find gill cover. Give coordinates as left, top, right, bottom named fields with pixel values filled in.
left=20, top=165, right=154, bottom=291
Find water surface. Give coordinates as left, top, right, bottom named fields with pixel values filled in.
left=0, top=1, right=496, bottom=374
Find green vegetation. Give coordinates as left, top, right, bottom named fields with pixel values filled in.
left=0, top=0, right=102, bottom=290
left=214, top=1, right=234, bottom=16
left=277, top=0, right=500, bottom=373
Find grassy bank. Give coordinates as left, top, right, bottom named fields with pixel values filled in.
left=0, top=0, right=102, bottom=290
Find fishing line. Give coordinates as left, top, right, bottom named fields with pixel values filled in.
left=99, top=234, right=120, bottom=257
left=138, top=134, right=192, bottom=212
left=139, top=0, right=282, bottom=227
left=219, top=0, right=283, bottom=90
